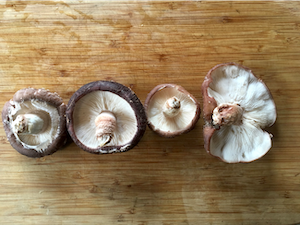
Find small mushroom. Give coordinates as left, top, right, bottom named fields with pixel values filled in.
left=202, top=63, right=277, bottom=163
left=2, top=88, right=67, bottom=157
left=66, top=81, right=147, bottom=154
left=144, top=84, right=201, bottom=137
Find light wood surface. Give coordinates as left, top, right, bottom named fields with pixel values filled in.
left=0, top=1, right=300, bottom=224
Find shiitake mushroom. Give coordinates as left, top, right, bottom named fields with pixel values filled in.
left=66, top=81, right=147, bottom=154
left=144, top=84, right=201, bottom=138
left=2, top=88, right=67, bottom=157
left=202, top=63, right=277, bottom=163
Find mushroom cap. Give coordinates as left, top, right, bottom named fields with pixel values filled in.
left=202, top=63, right=277, bottom=163
left=144, top=84, right=201, bottom=138
left=66, top=81, right=147, bottom=154
left=1, top=88, right=67, bottom=158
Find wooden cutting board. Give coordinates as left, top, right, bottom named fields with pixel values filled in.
left=0, top=1, right=300, bottom=224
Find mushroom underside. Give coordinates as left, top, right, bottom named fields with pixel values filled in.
left=204, top=64, right=276, bottom=163
left=147, top=87, right=198, bottom=133
left=7, top=99, right=60, bottom=152
left=73, top=91, right=138, bottom=149
left=207, top=65, right=276, bottom=128
left=210, top=123, right=272, bottom=163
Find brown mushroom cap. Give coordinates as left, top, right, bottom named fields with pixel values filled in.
left=2, top=88, right=67, bottom=158
left=202, top=63, right=277, bottom=163
left=66, top=81, right=147, bottom=154
left=144, top=84, right=201, bottom=138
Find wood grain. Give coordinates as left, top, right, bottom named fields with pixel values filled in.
left=0, top=1, right=300, bottom=224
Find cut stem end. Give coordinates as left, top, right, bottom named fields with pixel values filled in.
left=95, top=111, right=117, bottom=147
left=163, top=96, right=181, bottom=118
left=12, top=113, right=46, bottom=134
left=212, top=103, right=243, bottom=127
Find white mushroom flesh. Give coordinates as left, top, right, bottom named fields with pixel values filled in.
left=147, top=87, right=197, bottom=133
left=207, top=65, right=276, bottom=163
left=8, top=100, right=60, bottom=152
left=73, top=91, right=138, bottom=149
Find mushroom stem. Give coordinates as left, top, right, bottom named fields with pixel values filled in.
left=212, top=103, right=243, bottom=126
left=163, top=97, right=181, bottom=118
left=12, top=113, right=45, bottom=134
left=95, top=111, right=117, bottom=147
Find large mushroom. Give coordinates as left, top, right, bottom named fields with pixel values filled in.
left=2, top=88, right=67, bottom=157
left=144, top=84, right=201, bottom=137
left=202, top=63, right=277, bottom=163
left=66, top=81, right=147, bottom=154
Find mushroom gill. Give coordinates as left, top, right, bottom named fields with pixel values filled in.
left=202, top=63, right=277, bottom=163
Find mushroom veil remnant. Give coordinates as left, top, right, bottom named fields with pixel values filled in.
left=66, top=81, right=147, bottom=154
left=202, top=63, right=277, bottom=163
left=145, top=84, right=201, bottom=137
left=2, top=88, right=67, bottom=157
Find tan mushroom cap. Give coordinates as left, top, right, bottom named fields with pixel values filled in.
left=145, top=84, right=201, bottom=138
left=202, top=63, right=277, bottom=163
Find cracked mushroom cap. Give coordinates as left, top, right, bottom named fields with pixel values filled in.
left=66, top=81, right=147, bottom=154
left=144, top=84, right=201, bottom=137
left=202, top=63, right=277, bottom=163
left=1, top=88, right=67, bottom=157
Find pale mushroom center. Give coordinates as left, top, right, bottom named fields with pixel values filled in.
left=73, top=91, right=138, bottom=149
left=212, top=103, right=243, bottom=126
left=12, top=111, right=49, bottom=135
left=8, top=99, right=60, bottom=152
left=163, top=97, right=181, bottom=118
left=95, top=111, right=117, bottom=147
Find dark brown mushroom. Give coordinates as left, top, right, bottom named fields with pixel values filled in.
left=2, top=88, right=67, bottom=157
left=66, top=81, right=147, bottom=154
left=144, top=84, right=201, bottom=138
left=202, top=62, right=277, bottom=163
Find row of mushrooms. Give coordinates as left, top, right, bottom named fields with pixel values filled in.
left=2, top=63, right=277, bottom=163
